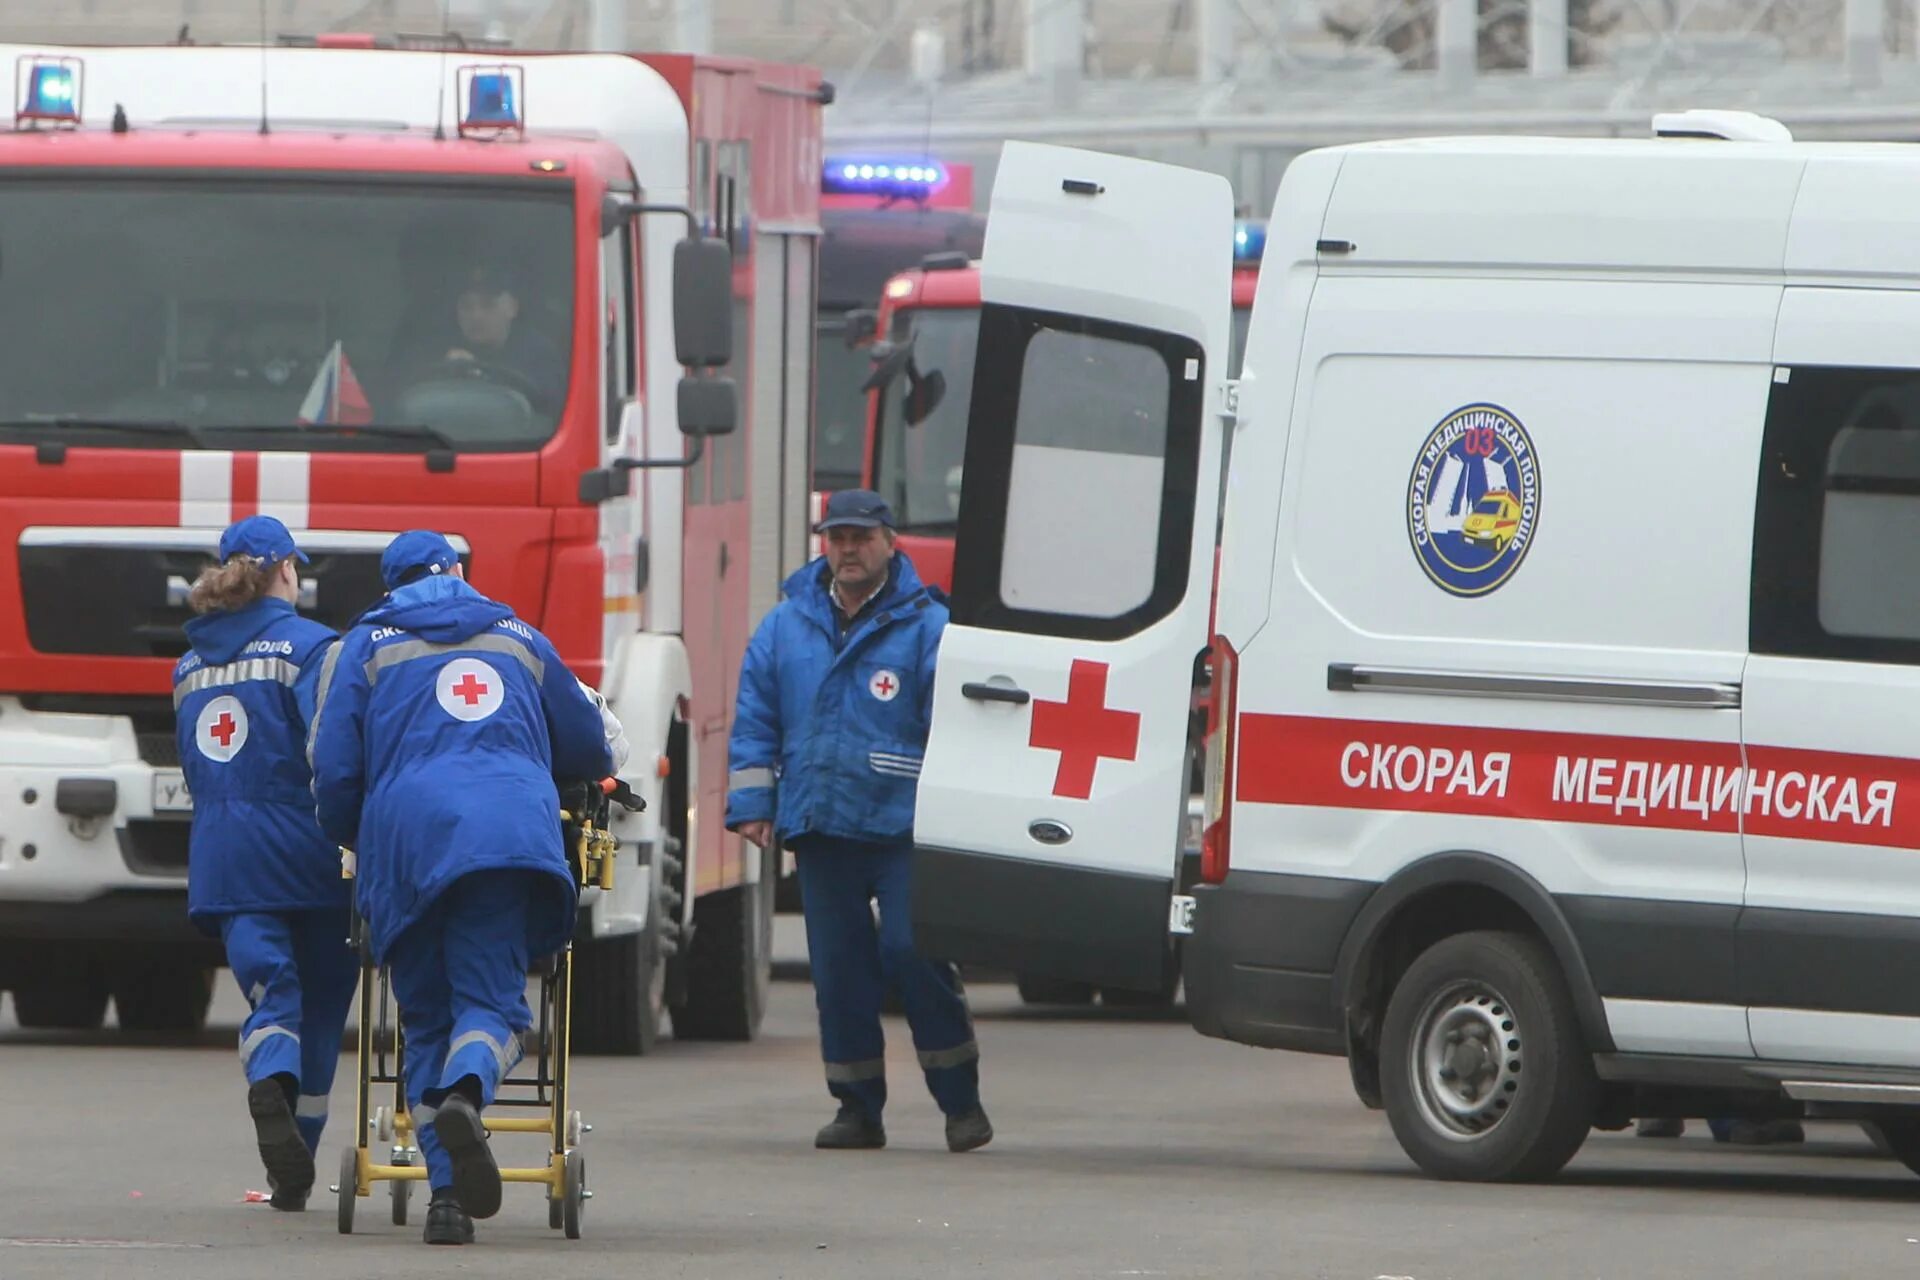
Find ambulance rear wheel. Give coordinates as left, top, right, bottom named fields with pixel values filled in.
left=572, top=923, right=664, bottom=1057
left=111, top=960, right=213, bottom=1032
left=1379, top=930, right=1595, bottom=1182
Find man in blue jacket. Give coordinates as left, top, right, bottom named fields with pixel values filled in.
left=309, top=530, right=613, bottom=1246
left=728, top=490, right=990, bottom=1154
left=174, top=515, right=356, bottom=1210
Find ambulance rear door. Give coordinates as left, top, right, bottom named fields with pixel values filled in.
left=910, top=142, right=1234, bottom=991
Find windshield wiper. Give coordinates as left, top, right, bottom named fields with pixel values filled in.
left=0, top=417, right=210, bottom=447
left=199, top=422, right=460, bottom=452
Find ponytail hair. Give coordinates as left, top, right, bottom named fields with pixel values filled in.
left=187, top=555, right=280, bottom=615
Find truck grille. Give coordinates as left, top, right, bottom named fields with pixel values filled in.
left=20, top=542, right=389, bottom=657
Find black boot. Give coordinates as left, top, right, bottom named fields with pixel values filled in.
left=247, top=1076, right=314, bottom=1211
left=423, top=1190, right=474, bottom=1246
left=432, top=1091, right=503, bottom=1220
left=945, top=1108, right=993, bottom=1153
left=815, top=1105, right=886, bottom=1150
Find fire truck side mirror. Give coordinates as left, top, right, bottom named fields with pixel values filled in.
left=673, top=238, right=734, bottom=369
left=678, top=375, right=738, bottom=437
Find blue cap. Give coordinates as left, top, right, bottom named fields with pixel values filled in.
left=380, top=530, right=461, bottom=589
left=218, top=515, right=308, bottom=566
left=814, top=489, right=895, bottom=533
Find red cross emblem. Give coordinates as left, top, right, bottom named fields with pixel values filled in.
left=209, top=713, right=238, bottom=747
left=452, top=673, right=490, bottom=705
left=196, top=694, right=248, bottom=761
left=869, top=669, right=900, bottom=702
left=1028, top=660, right=1141, bottom=800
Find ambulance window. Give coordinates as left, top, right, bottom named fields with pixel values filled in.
left=1753, top=366, right=1920, bottom=661
left=950, top=305, right=1203, bottom=641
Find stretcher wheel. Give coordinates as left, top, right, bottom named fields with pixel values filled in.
left=336, top=1147, right=358, bottom=1235
left=563, top=1149, right=585, bottom=1240
left=391, top=1154, right=411, bottom=1226
left=549, top=1188, right=564, bottom=1231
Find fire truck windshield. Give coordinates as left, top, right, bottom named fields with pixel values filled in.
left=874, top=304, right=1251, bottom=535
left=814, top=330, right=871, bottom=492
left=0, top=177, right=575, bottom=451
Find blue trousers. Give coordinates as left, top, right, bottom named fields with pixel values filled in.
left=796, top=840, right=980, bottom=1120
left=221, top=908, right=359, bottom=1154
left=388, top=869, right=534, bottom=1193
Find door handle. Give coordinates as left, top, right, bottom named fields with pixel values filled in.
left=961, top=682, right=1030, bottom=706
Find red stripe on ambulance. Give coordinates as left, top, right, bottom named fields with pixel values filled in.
left=1235, top=714, right=1906, bottom=847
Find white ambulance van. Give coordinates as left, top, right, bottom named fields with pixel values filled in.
left=912, top=117, right=1920, bottom=1183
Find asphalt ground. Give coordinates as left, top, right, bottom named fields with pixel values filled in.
left=4, top=950, right=1920, bottom=1279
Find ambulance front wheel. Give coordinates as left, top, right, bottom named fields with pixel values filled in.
left=1379, top=929, right=1595, bottom=1183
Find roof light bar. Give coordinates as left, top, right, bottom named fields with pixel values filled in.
left=15, top=56, right=81, bottom=130
left=823, top=157, right=948, bottom=199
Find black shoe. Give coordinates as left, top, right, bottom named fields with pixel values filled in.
left=945, top=1108, right=993, bottom=1153
left=815, top=1106, right=886, bottom=1150
left=247, top=1078, right=314, bottom=1209
left=423, top=1191, right=474, bottom=1246
left=432, top=1094, right=503, bottom=1220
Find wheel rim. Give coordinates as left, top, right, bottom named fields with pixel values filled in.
left=1408, top=979, right=1524, bottom=1141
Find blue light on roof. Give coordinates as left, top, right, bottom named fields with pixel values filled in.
left=823, top=156, right=948, bottom=198
left=1233, top=219, right=1267, bottom=263
left=465, top=72, right=518, bottom=128
left=17, top=58, right=81, bottom=127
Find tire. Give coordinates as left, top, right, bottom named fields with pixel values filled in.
left=668, top=843, right=774, bottom=1041
left=1869, top=1115, right=1920, bottom=1176
left=562, top=1149, right=586, bottom=1240
left=1379, top=929, right=1595, bottom=1182
left=12, top=966, right=110, bottom=1030
left=336, top=1147, right=358, bottom=1235
left=390, top=1163, right=411, bottom=1226
left=111, top=961, right=214, bottom=1032
left=571, top=865, right=669, bottom=1056
left=1015, top=975, right=1097, bottom=1006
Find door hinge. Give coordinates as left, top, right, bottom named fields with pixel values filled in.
left=1219, top=379, right=1241, bottom=427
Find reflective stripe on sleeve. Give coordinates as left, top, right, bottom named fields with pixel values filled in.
left=729, top=768, right=776, bottom=791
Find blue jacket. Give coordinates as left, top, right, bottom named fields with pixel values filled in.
left=307, top=576, right=613, bottom=963
left=726, top=554, right=946, bottom=846
left=172, top=597, right=345, bottom=934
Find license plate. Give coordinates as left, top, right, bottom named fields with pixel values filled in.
left=152, top=770, right=193, bottom=813
left=1168, top=894, right=1196, bottom=937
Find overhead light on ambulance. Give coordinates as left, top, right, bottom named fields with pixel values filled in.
left=1233, top=219, right=1267, bottom=264
left=457, top=65, right=524, bottom=139
left=822, top=156, right=948, bottom=199
left=15, top=55, right=81, bottom=130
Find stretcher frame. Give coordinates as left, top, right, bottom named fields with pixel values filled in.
left=333, top=779, right=634, bottom=1240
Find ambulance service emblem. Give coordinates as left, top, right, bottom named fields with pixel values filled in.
left=196, top=695, right=249, bottom=763
left=1406, top=403, right=1541, bottom=598
left=436, top=658, right=506, bottom=722
left=868, top=669, right=901, bottom=702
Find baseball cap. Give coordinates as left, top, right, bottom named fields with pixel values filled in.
left=814, top=489, right=895, bottom=533
left=218, top=515, right=308, bottom=566
left=380, top=530, right=461, bottom=589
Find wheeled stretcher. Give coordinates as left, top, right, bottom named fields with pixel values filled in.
left=333, top=777, right=643, bottom=1239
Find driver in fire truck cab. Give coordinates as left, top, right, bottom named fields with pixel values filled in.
left=387, top=259, right=567, bottom=415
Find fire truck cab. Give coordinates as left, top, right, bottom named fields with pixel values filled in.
left=0, top=42, right=822, bottom=1052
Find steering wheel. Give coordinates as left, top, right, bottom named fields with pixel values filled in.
left=424, top=354, right=543, bottom=404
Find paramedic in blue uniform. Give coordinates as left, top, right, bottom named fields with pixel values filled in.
left=308, top=530, right=613, bottom=1246
left=727, top=489, right=991, bottom=1153
left=172, top=515, right=356, bottom=1212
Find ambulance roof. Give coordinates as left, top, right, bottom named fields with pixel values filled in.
left=0, top=44, right=686, bottom=193
left=1309, top=134, right=1920, bottom=283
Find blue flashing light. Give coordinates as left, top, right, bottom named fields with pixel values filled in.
left=18, top=60, right=80, bottom=126
left=1233, top=219, right=1267, bottom=263
left=464, top=71, right=519, bottom=129
left=823, top=156, right=948, bottom=198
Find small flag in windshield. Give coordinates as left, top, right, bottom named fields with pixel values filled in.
left=297, top=341, right=372, bottom=426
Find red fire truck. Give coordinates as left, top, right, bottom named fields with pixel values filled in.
left=855, top=225, right=1263, bottom=1004
left=0, top=40, right=823, bottom=1054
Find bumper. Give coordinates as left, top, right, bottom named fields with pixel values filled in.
left=0, top=697, right=193, bottom=907
left=1184, top=870, right=1376, bottom=1056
